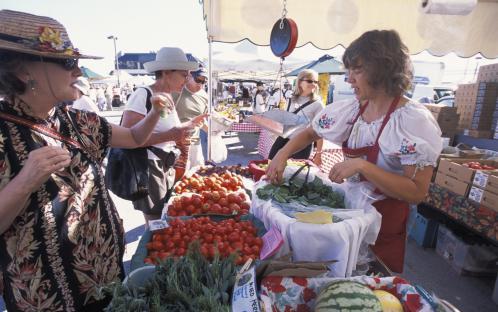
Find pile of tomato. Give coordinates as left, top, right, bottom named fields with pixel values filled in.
left=462, top=161, right=496, bottom=170
left=167, top=191, right=250, bottom=216
left=174, top=171, right=244, bottom=194
left=145, top=217, right=262, bottom=265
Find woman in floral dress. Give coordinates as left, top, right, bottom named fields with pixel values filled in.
left=266, top=30, right=442, bottom=273
left=0, top=10, right=173, bottom=311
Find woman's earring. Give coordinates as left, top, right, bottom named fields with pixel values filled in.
left=27, top=79, right=36, bottom=93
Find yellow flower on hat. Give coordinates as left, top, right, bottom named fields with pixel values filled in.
left=38, top=26, right=64, bottom=51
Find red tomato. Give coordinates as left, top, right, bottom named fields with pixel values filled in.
left=218, top=198, right=229, bottom=207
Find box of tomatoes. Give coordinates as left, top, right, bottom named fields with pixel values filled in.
left=163, top=190, right=251, bottom=217
left=130, top=214, right=268, bottom=271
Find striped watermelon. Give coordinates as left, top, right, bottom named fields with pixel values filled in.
left=314, top=280, right=382, bottom=312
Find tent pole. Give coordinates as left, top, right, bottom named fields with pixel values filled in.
left=207, top=35, right=213, bottom=162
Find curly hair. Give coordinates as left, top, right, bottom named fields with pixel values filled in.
left=342, top=30, right=413, bottom=97
left=0, top=51, right=30, bottom=97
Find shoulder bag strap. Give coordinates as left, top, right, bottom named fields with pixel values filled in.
left=286, top=98, right=292, bottom=112
left=0, top=111, right=83, bottom=150
left=118, top=87, right=153, bottom=125
left=293, top=99, right=315, bottom=115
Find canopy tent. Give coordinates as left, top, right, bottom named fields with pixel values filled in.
left=202, top=0, right=498, bottom=58
left=80, top=66, right=105, bottom=80
left=286, top=54, right=345, bottom=76
left=200, top=0, right=498, bottom=162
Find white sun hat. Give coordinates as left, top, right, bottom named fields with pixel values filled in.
left=144, top=47, right=199, bottom=73
left=74, top=77, right=90, bottom=95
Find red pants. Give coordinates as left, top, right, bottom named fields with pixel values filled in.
left=371, top=198, right=409, bottom=273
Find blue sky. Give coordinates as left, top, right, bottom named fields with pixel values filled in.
left=2, top=0, right=497, bottom=83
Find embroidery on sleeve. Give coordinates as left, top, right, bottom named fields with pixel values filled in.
left=396, top=138, right=417, bottom=155
left=317, top=114, right=334, bottom=129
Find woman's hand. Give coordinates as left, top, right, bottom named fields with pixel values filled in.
left=183, top=113, right=209, bottom=130
left=312, top=151, right=322, bottom=167
left=16, top=146, right=71, bottom=193
left=264, top=152, right=288, bottom=184
left=151, top=92, right=175, bottom=115
left=328, top=158, right=365, bottom=183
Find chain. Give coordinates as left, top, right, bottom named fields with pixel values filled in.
left=279, top=0, right=288, bottom=29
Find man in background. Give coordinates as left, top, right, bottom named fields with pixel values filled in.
left=72, top=77, right=100, bottom=113
left=174, top=66, right=209, bottom=169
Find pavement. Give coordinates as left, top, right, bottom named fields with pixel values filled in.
left=1, top=131, right=497, bottom=311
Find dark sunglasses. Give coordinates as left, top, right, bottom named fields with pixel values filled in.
left=194, top=76, right=207, bottom=84
left=42, top=57, right=79, bottom=71
left=301, top=79, right=318, bottom=84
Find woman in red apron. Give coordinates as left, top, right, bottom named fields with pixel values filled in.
left=266, top=30, right=442, bottom=273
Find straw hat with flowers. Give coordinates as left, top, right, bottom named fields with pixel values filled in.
left=0, top=10, right=101, bottom=59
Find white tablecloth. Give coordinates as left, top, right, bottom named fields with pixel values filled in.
left=251, top=172, right=382, bottom=277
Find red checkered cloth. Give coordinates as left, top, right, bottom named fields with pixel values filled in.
left=311, top=148, right=344, bottom=174
left=229, top=122, right=261, bottom=133
left=258, top=128, right=277, bottom=158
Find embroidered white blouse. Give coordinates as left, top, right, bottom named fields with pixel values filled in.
left=312, top=98, right=443, bottom=176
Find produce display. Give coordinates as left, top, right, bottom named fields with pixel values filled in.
left=461, top=161, right=496, bottom=170
left=215, top=103, right=240, bottom=120
left=166, top=191, right=250, bottom=216
left=107, top=242, right=236, bottom=311
left=315, top=280, right=382, bottom=312
left=174, top=171, right=244, bottom=194
left=256, top=176, right=345, bottom=208
left=196, top=164, right=252, bottom=178
left=145, top=217, right=262, bottom=265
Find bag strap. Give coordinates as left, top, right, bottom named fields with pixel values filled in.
left=0, top=111, right=83, bottom=149
left=118, top=87, right=153, bottom=125
left=293, top=99, right=315, bottom=115
left=286, top=98, right=292, bottom=112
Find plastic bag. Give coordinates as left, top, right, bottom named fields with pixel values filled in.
left=210, top=133, right=227, bottom=163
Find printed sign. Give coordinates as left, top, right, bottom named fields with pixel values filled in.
left=148, top=219, right=169, bottom=232
left=232, top=266, right=260, bottom=312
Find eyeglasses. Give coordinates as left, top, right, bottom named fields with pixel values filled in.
left=194, top=77, right=207, bottom=84
left=301, top=79, right=318, bottom=84
left=42, top=57, right=79, bottom=71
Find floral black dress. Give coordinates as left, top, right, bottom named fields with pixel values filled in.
left=0, top=99, right=125, bottom=311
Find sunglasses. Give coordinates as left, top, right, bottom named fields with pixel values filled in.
left=42, top=57, right=79, bottom=71
left=194, top=77, right=207, bottom=84
left=301, top=79, right=318, bottom=84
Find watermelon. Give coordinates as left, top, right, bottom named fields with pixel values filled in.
left=314, top=280, right=382, bottom=312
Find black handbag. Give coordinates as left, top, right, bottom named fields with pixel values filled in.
left=105, top=87, right=161, bottom=201
left=105, top=147, right=150, bottom=201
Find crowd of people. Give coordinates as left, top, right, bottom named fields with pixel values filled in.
left=0, top=8, right=443, bottom=312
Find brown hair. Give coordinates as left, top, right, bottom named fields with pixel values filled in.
left=342, top=30, right=413, bottom=97
left=0, top=51, right=29, bottom=97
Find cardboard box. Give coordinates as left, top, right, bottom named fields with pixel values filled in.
left=468, top=186, right=498, bottom=212
left=472, top=171, right=498, bottom=195
left=438, top=158, right=476, bottom=182
left=435, top=172, right=470, bottom=196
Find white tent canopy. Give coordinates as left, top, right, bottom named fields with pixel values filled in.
left=202, top=0, right=498, bottom=58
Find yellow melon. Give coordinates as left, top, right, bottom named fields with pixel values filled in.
left=373, top=290, right=403, bottom=312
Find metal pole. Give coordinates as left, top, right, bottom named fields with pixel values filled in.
left=207, top=0, right=213, bottom=162
left=113, top=37, right=120, bottom=88
left=208, top=35, right=213, bottom=162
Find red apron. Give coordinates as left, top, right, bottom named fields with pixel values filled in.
left=342, top=97, right=409, bottom=273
